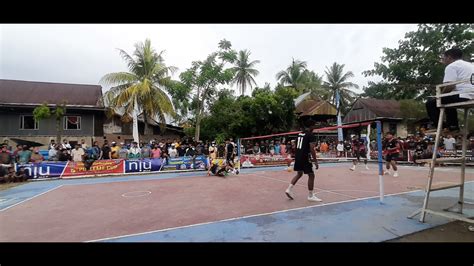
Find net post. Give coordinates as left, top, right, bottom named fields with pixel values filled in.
left=376, top=121, right=384, bottom=204
left=237, top=138, right=241, bottom=172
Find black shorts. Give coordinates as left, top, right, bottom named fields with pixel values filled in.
left=294, top=161, right=314, bottom=174
left=354, top=150, right=367, bottom=160
left=386, top=153, right=399, bottom=162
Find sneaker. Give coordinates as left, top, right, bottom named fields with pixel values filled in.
left=349, top=166, right=355, bottom=171
left=235, top=170, right=239, bottom=175
left=384, top=171, right=391, bottom=175
left=393, top=171, right=399, bottom=177
left=365, top=165, right=370, bottom=170
left=308, top=195, right=323, bottom=202
left=285, top=188, right=294, bottom=200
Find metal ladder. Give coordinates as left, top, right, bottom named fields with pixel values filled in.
left=408, top=76, right=474, bottom=226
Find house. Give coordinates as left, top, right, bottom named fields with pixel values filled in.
left=103, top=113, right=184, bottom=145
left=343, top=98, right=408, bottom=138
left=294, top=92, right=338, bottom=139
left=0, top=79, right=106, bottom=149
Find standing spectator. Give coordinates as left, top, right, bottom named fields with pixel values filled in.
left=168, top=145, right=178, bottom=158
left=344, top=140, right=352, bottom=157
left=336, top=141, right=344, bottom=157
left=128, top=141, right=141, bottom=159
left=118, top=143, right=129, bottom=159
left=71, top=144, right=85, bottom=162
left=2, top=140, right=12, bottom=151
left=274, top=140, right=281, bottom=155
left=177, top=144, right=186, bottom=157
left=150, top=144, right=161, bottom=159
left=49, top=139, right=56, bottom=150
left=110, top=142, right=120, bottom=159
left=0, top=144, right=12, bottom=177
left=141, top=142, right=151, bottom=159
left=48, top=144, right=59, bottom=161
left=203, top=144, right=209, bottom=156
left=185, top=143, right=197, bottom=169
left=30, top=147, right=45, bottom=163
left=209, top=142, right=217, bottom=161
left=61, top=139, right=72, bottom=154
left=320, top=141, right=329, bottom=155
left=280, top=141, right=287, bottom=156
left=90, top=141, right=102, bottom=161
left=12, top=144, right=22, bottom=162
left=80, top=139, right=88, bottom=150
left=101, top=142, right=112, bottom=160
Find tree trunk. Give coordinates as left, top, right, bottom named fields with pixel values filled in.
left=56, top=117, right=62, bottom=144
left=195, top=110, right=201, bottom=143
left=143, top=111, right=153, bottom=138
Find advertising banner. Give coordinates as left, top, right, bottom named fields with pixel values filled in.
left=162, top=155, right=208, bottom=170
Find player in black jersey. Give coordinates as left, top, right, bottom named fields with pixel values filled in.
left=285, top=119, right=322, bottom=202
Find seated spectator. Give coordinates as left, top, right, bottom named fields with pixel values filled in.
left=30, top=147, right=45, bottom=163
left=58, top=148, right=71, bottom=162
left=17, top=145, right=32, bottom=164
left=71, top=144, right=85, bottom=162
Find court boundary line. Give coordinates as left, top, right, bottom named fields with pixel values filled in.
left=0, top=185, right=64, bottom=212
left=88, top=185, right=469, bottom=242
left=247, top=173, right=360, bottom=199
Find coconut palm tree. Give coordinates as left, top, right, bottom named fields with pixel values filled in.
left=101, top=39, right=176, bottom=138
left=230, top=49, right=260, bottom=95
left=324, top=62, right=359, bottom=141
left=275, top=58, right=308, bottom=89
left=323, top=62, right=359, bottom=114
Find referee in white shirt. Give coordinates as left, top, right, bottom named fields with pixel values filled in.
left=425, top=48, right=474, bottom=133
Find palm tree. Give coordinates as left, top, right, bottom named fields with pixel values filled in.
left=276, top=58, right=307, bottom=89
left=101, top=39, right=176, bottom=139
left=323, top=62, right=359, bottom=114
left=300, top=70, right=328, bottom=96
left=324, top=62, right=359, bottom=141
left=230, top=49, right=260, bottom=95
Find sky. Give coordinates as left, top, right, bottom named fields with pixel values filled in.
left=0, top=24, right=419, bottom=95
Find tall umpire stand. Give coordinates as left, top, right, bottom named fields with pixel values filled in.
left=409, top=74, right=474, bottom=226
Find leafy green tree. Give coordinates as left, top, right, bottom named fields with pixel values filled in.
left=179, top=40, right=237, bottom=141
left=33, top=103, right=66, bottom=143
left=363, top=24, right=473, bottom=100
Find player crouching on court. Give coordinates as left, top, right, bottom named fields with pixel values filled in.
left=208, top=158, right=239, bottom=177
left=285, top=119, right=322, bottom=202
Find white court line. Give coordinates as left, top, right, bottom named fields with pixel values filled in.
left=246, top=173, right=360, bottom=200
left=0, top=185, right=64, bottom=212
left=88, top=185, right=460, bottom=243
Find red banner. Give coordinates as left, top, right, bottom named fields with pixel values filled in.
left=62, top=159, right=124, bottom=178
